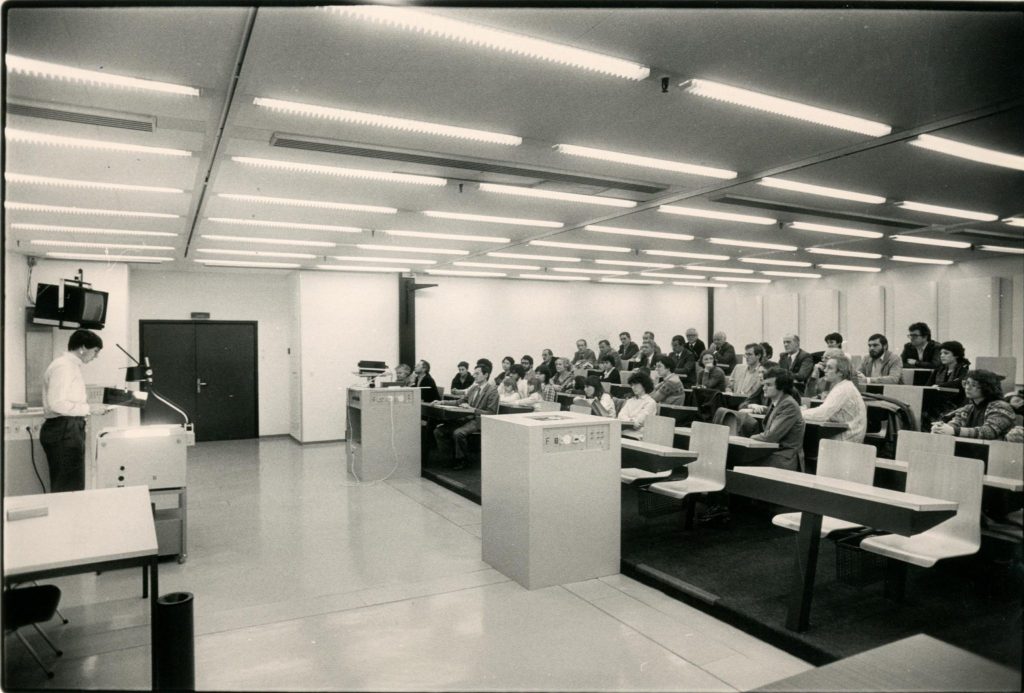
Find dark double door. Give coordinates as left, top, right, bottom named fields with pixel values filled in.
left=140, top=321, right=258, bottom=442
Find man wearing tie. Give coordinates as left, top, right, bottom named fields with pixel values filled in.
left=434, top=362, right=499, bottom=470
left=778, top=333, right=814, bottom=392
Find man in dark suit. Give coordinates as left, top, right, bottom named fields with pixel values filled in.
left=669, top=334, right=696, bottom=386
left=683, top=328, right=707, bottom=361
left=900, top=322, right=940, bottom=369
left=412, top=359, right=440, bottom=402
left=598, top=354, right=621, bottom=385
left=536, top=348, right=557, bottom=381
left=710, top=331, right=738, bottom=374
left=434, top=362, right=498, bottom=470
left=633, top=342, right=658, bottom=371
left=596, top=339, right=622, bottom=370
left=778, top=334, right=815, bottom=391
left=617, top=331, right=639, bottom=362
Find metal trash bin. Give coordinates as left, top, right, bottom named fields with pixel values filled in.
left=155, top=592, right=194, bottom=690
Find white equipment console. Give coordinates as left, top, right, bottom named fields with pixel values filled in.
left=481, top=411, right=620, bottom=590
left=346, top=386, right=421, bottom=480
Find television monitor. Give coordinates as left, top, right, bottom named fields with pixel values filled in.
left=32, top=283, right=109, bottom=329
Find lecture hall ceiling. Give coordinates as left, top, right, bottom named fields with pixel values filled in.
left=4, top=6, right=1023, bottom=286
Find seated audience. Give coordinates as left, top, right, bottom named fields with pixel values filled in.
left=729, top=343, right=765, bottom=397
left=598, top=354, right=621, bottom=385
left=394, top=363, right=413, bottom=385
left=750, top=368, right=806, bottom=471
left=575, top=376, right=615, bottom=417
left=568, top=375, right=587, bottom=396
left=450, top=361, right=474, bottom=395
left=642, top=330, right=661, bottom=355
left=684, top=328, right=707, bottom=360
left=498, top=364, right=528, bottom=403
left=801, top=354, right=867, bottom=443
left=857, top=333, right=903, bottom=385
left=572, top=339, right=597, bottom=369
left=596, top=339, right=622, bottom=370
left=618, top=371, right=658, bottom=436
left=1006, top=389, right=1024, bottom=416
left=412, top=360, right=440, bottom=402
left=650, top=355, right=686, bottom=405
left=900, top=322, right=941, bottom=369
left=511, top=375, right=544, bottom=407
left=551, top=357, right=575, bottom=391
left=494, top=356, right=515, bottom=386
left=668, top=334, right=697, bottom=385
left=537, top=349, right=557, bottom=381
left=710, top=331, right=738, bottom=373
left=696, top=350, right=726, bottom=392
left=932, top=370, right=1015, bottom=440
left=538, top=371, right=559, bottom=402
left=433, top=363, right=498, bottom=470
left=805, top=347, right=845, bottom=397
left=759, top=341, right=778, bottom=369
left=926, top=340, right=970, bottom=393
left=779, top=334, right=814, bottom=389
left=825, top=332, right=844, bottom=351
left=618, top=331, right=639, bottom=361
left=633, top=342, right=658, bottom=371
left=520, top=354, right=535, bottom=380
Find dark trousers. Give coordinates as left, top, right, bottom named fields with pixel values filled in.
left=433, top=418, right=480, bottom=461
left=40, top=416, right=86, bottom=492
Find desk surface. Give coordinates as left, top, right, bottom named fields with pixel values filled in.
left=755, top=634, right=1020, bottom=692
left=621, top=439, right=697, bottom=458
left=4, top=486, right=157, bottom=578
left=875, top=458, right=1023, bottom=493
left=674, top=426, right=779, bottom=449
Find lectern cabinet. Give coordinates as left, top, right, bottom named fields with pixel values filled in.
left=482, top=412, right=620, bottom=589
left=346, top=387, right=421, bottom=481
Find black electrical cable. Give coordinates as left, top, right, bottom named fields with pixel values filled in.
left=25, top=426, right=48, bottom=493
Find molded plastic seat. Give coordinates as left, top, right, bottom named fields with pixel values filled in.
left=894, top=429, right=954, bottom=462
left=3, top=585, right=63, bottom=679
left=641, top=415, right=675, bottom=447
left=620, top=468, right=671, bottom=484
left=647, top=421, right=729, bottom=500
left=531, top=401, right=561, bottom=412
left=986, top=441, right=1023, bottom=484
left=861, top=451, right=982, bottom=568
left=569, top=404, right=591, bottom=415
left=772, top=439, right=877, bottom=537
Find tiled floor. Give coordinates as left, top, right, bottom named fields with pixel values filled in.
left=3, top=437, right=811, bottom=690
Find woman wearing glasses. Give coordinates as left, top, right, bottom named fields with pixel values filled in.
left=931, top=369, right=1015, bottom=440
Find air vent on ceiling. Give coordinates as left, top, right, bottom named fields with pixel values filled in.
left=710, top=195, right=924, bottom=230
left=7, top=101, right=155, bottom=132
left=270, top=134, right=665, bottom=195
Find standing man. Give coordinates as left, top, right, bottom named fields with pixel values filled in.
left=683, top=328, right=706, bottom=361
left=900, top=322, right=940, bottom=369
left=434, top=363, right=499, bottom=470
left=41, top=329, right=106, bottom=492
left=779, top=334, right=814, bottom=390
left=857, top=334, right=903, bottom=385
left=709, top=331, right=738, bottom=373
left=618, top=332, right=639, bottom=362
left=596, top=339, right=622, bottom=370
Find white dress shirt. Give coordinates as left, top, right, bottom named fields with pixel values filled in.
left=42, top=352, right=90, bottom=418
left=801, top=378, right=867, bottom=443
left=617, top=394, right=658, bottom=431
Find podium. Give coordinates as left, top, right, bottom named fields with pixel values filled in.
left=346, top=387, right=421, bottom=481
left=482, top=411, right=620, bottom=589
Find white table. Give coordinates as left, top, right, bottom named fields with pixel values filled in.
left=4, top=486, right=160, bottom=686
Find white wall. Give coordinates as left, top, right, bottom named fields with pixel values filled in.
left=129, top=269, right=293, bottom=436
left=295, top=271, right=399, bottom=442
left=713, top=255, right=1024, bottom=382
left=416, top=276, right=709, bottom=387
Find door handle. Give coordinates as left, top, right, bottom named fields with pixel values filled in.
left=196, top=378, right=208, bottom=394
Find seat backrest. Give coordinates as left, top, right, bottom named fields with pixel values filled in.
left=975, top=357, right=1016, bottom=393
left=906, top=451, right=983, bottom=547
left=569, top=404, right=591, bottom=415
left=817, top=439, right=875, bottom=485
left=986, top=441, right=1023, bottom=482
left=498, top=403, right=532, bottom=415
left=643, top=415, right=675, bottom=447
left=688, top=421, right=730, bottom=486
left=532, top=401, right=561, bottom=412
left=619, top=370, right=634, bottom=385
left=850, top=354, right=864, bottom=372
left=882, top=385, right=924, bottom=431
left=895, top=429, right=954, bottom=461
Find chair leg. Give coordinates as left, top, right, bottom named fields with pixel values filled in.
left=14, top=631, right=55, bottom=679
left=30, top=623, right=62, bottom=657
left=884, top=559, right=907, bottom=602
left=54, top=606, right=69, bottom=625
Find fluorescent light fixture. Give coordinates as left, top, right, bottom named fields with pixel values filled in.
left=806, top=248, right=883, bottom=259
left=358, top=244, right=469, bottom=256
left=758, top=177, right=885, bottom=204
left=197, top=249, right=316, bottom=259
left=788, top=221, right=883, bottom=239
left=600, top=278, right=663, bottom=285
left=30, top=240, right=173, bottom=251
left=684, top=265, right=754, bottom=274
left=908, top=134, right=1024, bottom=171
left=1003, top=217, right=1024, bottom=228
left=554, top=144, right=736, bottom=179
left=10, top=223, right=177, bottom=238
left=254, top=97, right=521, bottom=146
left=423, top=210, right=562, bottom=228
left=6, top=128, right=191, bottom=157
left=551, top=267, right=629, bottom=276
left=673, top=281, right=728, bottom=288
left=890, top=234, right=971, bottom=249
left=488, top=252, right=581, bottom=263
left=233, top=156, right=446, bottom=186
left=332, top=255, right=436, bottom=265
left=761, top=271, right=822, bottom=278
left=44, top=252, right=172, bottom=263
left=817, top=263, right=882, bottom=273
left=658, top=204, right=775, bottom=225
left=585, top=224, right=694, bottom=241
left=478, top=183, right=636, bottom=208
left=327, top=7, right=650, bottom=80
left=890, top=256, right=954, bottom=265
left=529, top=240, right=630, bottom=253
left=594, top=259, right=674, bottom=268
left=6, top=172, right=183, bottom=194
left=895, top=200, right=998, bottom=222
left=425, top=270, right=507, bottom=278
left=977, top=245, right=1024, bottom=255
left=382, top=229, right=510, bottom=243
left=5, top=201, right=178, bottom=218
left=317, top=264, right=410, bottom=273
left=196, top=259, right=300, bottom=269
left=453, top=261, right=539, bottom=270
left=7, top=55, right=199, bottom=96
left=709, top=237, right=797, bottom=251
left=517, top=274, right=590, bottom=282
left=201, top=234, right=335, bottom=248
left=712, top=276, right=771, bottom=283
left=207, top=217, right=361, bottom=233
left=739, top=257, right=812, bottom=267
left=216, top=193, right=396, bottom=214
left=680, top=78, right=892, bottom=137
left=639, top=272, right=707, bottom=279
left=643, top=249, right=730, bottom=261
